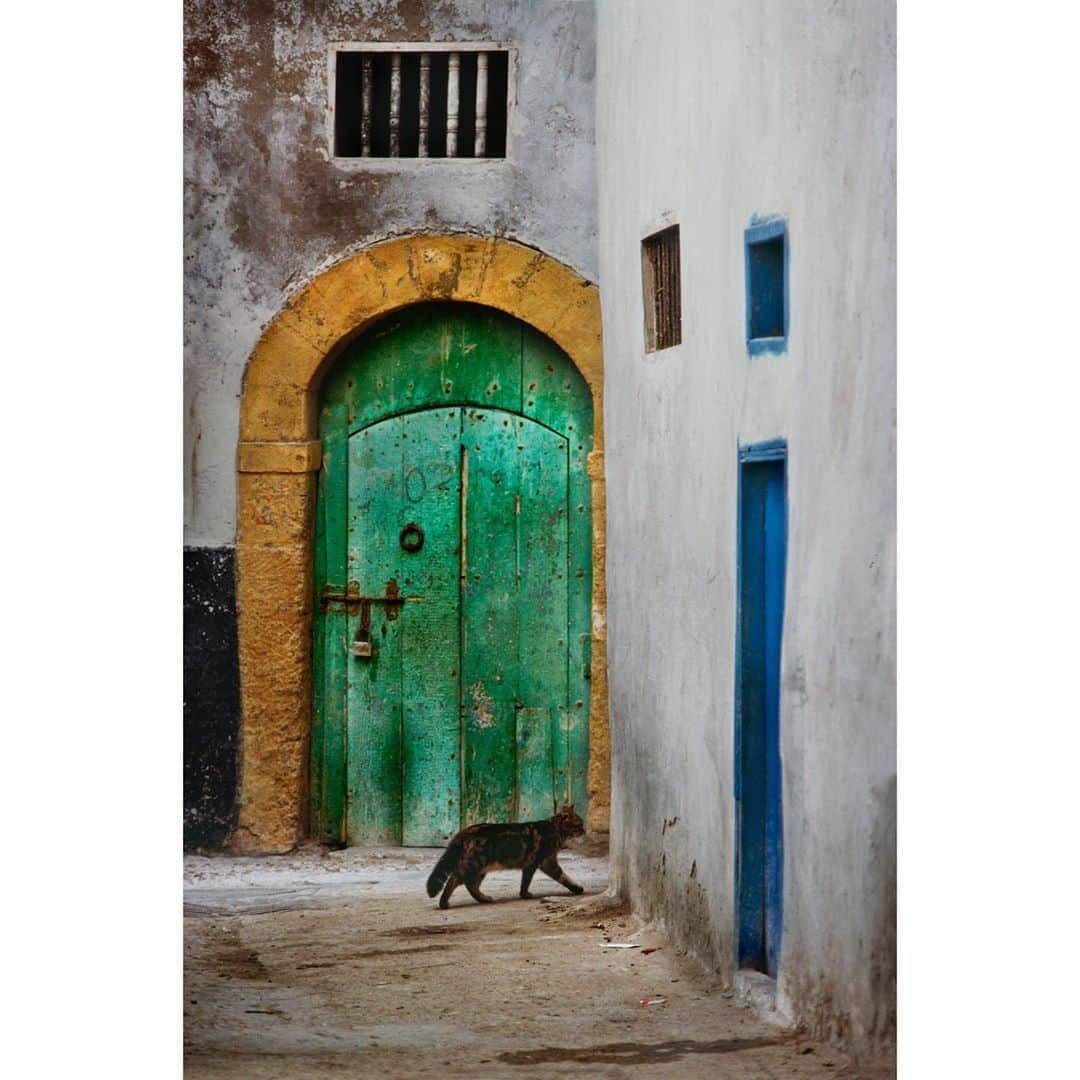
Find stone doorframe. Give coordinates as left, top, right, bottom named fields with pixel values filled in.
left=231, top=235, right=607, bottom=853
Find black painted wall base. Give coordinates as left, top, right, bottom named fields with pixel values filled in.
left=184, top=547, right=240, bottom=850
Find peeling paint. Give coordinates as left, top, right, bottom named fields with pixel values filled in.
left=468, top=681, right=495, bottom=729
left=184, top=0, right=598, bottom=548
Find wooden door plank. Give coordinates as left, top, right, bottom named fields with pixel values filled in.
left=311, top=434, right=328, bottom=838
left=566, top=422, right=593, bottom=812
left=737, top=461, right=769, bottom=970
left=522, top=323, right=591, bottom=434
left=400, top=408, right=462, bottom=845
left=461, top=408, right=520, bottom=825
left=524, top=326, right=593, bottom=812
left=318, top=401, right=349, bottom=842
left=347, top=418, right=405, bottom=844
left=763, top=460, right=787, bottom=977
left=515, top=419, right=569, bottom=819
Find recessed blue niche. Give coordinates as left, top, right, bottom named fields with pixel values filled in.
left=745, top=219, right=789, bottom=355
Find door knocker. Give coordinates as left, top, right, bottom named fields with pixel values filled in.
left=399, top=522, right=424, bottom=553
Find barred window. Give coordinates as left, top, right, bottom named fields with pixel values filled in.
left=641, top=226, right=682, bottom=352
left=331, top=44, right=512, bottom=159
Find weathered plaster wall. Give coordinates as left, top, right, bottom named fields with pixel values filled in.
left=596, top=0, right=895, bottom=1056
left=184, top=0, right=597, bottom=547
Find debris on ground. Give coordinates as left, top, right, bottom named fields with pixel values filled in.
left=184, top=848, right=884, bottom=1077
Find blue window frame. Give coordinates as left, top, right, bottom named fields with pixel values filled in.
left=744, top=219, right=789, bottom=355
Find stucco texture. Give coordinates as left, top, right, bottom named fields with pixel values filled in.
left=596, top=0, right=895, bottom=1057
left=185, top=0, right=598, bottom=548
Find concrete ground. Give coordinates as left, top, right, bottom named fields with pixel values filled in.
left=184, top=845, right=887, bottom=1079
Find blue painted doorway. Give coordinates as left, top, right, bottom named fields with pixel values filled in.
left=736, top=442, right=788, bottom=977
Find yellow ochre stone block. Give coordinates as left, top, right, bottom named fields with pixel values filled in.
left=235, top=234, right=608, bottom=851
left=233, top=541, right=313, bottom=853
left=237, top=473, right=316, bottom=548
left=238, top=441, right=322, bottom=474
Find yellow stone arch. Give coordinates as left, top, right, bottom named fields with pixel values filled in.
left=233, top=235, right=608, bottom=852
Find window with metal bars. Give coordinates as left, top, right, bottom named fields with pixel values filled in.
left=641, top=225, right=682, bottom=352
left=331, top=44, right=512, bottom=159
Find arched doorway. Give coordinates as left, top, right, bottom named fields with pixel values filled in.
left=233, top=234, right=607, bottom=854
left=312, top=303, right=593, bottom=846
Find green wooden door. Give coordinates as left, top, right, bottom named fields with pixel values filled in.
left=312, top=303, right=592, bottom=846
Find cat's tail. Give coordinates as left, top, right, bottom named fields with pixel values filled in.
left=425, top=840, right=462, bottom=897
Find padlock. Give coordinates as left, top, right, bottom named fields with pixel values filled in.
left=351, top=601, right=374, bottom=658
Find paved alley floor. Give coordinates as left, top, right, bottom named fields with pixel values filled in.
left=184, top=846, right=881, bottom=1079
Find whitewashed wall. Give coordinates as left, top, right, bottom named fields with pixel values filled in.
left=596, top=0, right=895, bottom=1053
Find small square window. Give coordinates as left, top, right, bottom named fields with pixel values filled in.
left=641, top=225, right=682, bottom=352
left=745, top=220, right=788, bottom=355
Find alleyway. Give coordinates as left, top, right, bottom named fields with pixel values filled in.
left=184, top=847, right=880, bottom=1079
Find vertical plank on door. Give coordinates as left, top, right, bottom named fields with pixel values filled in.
left=516, top=419, right=569, bottom=820
left=400, top=408, right=463, bottom=845
left=565, top=423, right=593, bottom=812
left=318, top=401, right=349, bottom=842
left=461, top=408, right=520, bottom=825
left=311, top=434, right=328, bottom=837
left=763, top=462, right=787, bottom=977
left=737, top=461, right=768, bottom=970
left=347, top=418, right=405, bottom=844
left=523, top=326, right=593, bottom=814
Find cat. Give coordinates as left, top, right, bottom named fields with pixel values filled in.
left=425, top=804, right=586, bottom=908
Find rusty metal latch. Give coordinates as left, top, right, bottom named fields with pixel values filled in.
left=320, top=580, right=412, bottom=659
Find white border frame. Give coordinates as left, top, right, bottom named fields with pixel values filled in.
left=327, top=42, right=518, bottom=168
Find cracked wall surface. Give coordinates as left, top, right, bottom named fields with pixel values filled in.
left=185, top=0, right=598, bottom=547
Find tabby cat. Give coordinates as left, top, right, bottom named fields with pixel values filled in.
left=425, top=805, right=586, bottom=908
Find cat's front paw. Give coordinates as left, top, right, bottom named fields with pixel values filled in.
left=520, top=890, right=534, bottom=900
